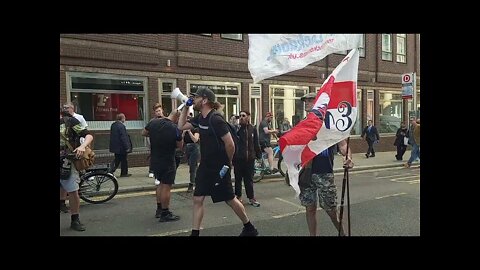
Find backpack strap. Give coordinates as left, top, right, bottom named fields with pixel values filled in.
left=208, top=111, right=222, bottom=149
left=60, top=129, right=74, bottom=151
left=60, top=116, right=73, bottom=152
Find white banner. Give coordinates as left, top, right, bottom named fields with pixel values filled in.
left=248, top=34, right=361, bottom=84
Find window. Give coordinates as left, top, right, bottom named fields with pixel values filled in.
left=351, top=89, right=362, bottom=135
left=188, top=81, right=241, bottom=122
left=382, top=34, right=392, bottom=61
left=250, top=84, right=262, bottom=126
left=67, top=72, right=148, bottom=151
left=158, top=79, right=177, bottom=116
left=379, top=91, right=403, bottom=133
left=270, top=85, right=308, bottom=130
left=359, top=34, right=365, bottom=57
left=221, top=34, right=243, bottom=41
left=367, top=90, right=374, bottom=123
left=396, top=34, right=406, bottom=63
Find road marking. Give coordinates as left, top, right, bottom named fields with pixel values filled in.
left=149, top=227, right=205, bottom=237
left=275, top=197, right=303, bottom=208
left=375, top=174, right=418, bottom=179
left=273, top=210, right=306, bottom=218
left=375, top=192, right=407, bottom=200
left=273, top=197, right=325, bottom=219
left=389, top=175, right=420, bottom=180
left=149, top=229, right=191, bottom=237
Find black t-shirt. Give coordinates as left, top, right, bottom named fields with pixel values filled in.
left=184, top=128, right=199, bottom=144
left=311, top=145, right=335, bottom=174
left=189, top=110, right=229, bottom=168
left=258, top=120, right=271, bottom=144
left=145, top=118, right=182, bottom=170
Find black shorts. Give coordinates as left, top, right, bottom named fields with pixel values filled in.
left=260, top=141, right=272, bottom=151
left=153, top=165, right=176, bottom=185
left=194, top=165, right=235, bottom=203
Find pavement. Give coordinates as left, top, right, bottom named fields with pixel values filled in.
left=107, top=151, right=418, bottom=194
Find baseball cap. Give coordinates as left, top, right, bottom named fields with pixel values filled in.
left=191, top=87, right=216, bottom=101
left=300, top=92, right=317, bottom=101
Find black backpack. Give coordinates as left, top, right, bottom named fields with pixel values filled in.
left=208, top=112, right=240, bottom=159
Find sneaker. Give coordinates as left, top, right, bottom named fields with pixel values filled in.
left=239, top=227, right=259, bottom=237
left=60, top=204, right=69, bottom=213
left=248, top=199, right=260, bottom=207
left=159, top=211, right=180, bottom=222
left=404, top=163, right=411, bottom=168
left=70, top=219, right=86, bottom=231
left=148, top=173, right=154, bottom=178
left=155, top=208, right=162, bottom=218
left=365, top=154, right=369, bottom=158
left=187, top=184, right=194, bottom=193
left=271, top=168, right=279, bottom=174
left=120, top=173, right=132, bottom=177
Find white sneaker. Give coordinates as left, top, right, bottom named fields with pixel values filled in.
left=148, top=173, right=154, bottom=178
left=154, top=179, right=160, bottom=185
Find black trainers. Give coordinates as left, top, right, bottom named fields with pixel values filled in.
left=271, top=168, right=279, bottom=174
left=60, top=204, right=69, bottom=213
left=159, top=211, right=180, bottom=222
left=155, top=208, right=162, bottom=218
left=239, top=227, right=258, bottom=237
left=70, top=219, right=86, bottom=231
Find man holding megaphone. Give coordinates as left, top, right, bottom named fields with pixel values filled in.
left=177, top=87, right=259, bottom=237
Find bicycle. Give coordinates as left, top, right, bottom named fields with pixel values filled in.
left=253, top=144, right=287, bottom=183
left=77, top=164, right=119, bottom=204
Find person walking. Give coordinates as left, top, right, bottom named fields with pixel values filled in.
left=361, top=120, right=380, bottom=158
left=233, top=110, right=262, bottom=207
left=109, top=113, right=132, bottom=177
left=394, top=122, right=408, bottom=161
left=177, top=87, right=259, bottom=236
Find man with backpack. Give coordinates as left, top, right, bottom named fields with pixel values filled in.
left=177, top=87, right=259, bottom=237
left=60, top=105, right=94, bottom=231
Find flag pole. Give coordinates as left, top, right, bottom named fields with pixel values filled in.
left=338, top=137, right=351, bottom=236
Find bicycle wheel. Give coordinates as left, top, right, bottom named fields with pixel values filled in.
left=79, top=172, right=119, bottom=204
left=253, top=158, right=265, bottom=183
left=277, top=156, right=287, bottom=177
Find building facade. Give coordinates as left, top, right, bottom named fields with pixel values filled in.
left=60, top=34, right=420, bottom=166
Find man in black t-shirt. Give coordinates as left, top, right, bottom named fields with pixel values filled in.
left=143, top=110, right=183, bottom=222
left=177, top=87, right=258, bottom=237
left=258, top=112, right=279, bottom=174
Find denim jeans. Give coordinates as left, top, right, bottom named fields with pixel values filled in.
left=407, top=144, right=420, bottom=165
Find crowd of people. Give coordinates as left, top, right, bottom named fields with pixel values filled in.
left=60, top=87, right=419, bottom=236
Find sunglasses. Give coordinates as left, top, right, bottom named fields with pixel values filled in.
left=240, top=114, right=248, bottom=118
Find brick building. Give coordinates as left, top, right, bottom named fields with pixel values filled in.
left=60, top=34, right=420, bottom=167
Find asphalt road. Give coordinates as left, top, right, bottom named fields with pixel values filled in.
left=60, top=167, right=420, bottom=237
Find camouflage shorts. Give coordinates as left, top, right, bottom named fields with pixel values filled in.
left=299, top=173, right=337, bottom=211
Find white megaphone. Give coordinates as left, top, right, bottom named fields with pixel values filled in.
left=171, top=87, right=188, bottom=104
left=171, top=87, right=193, bottom=115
